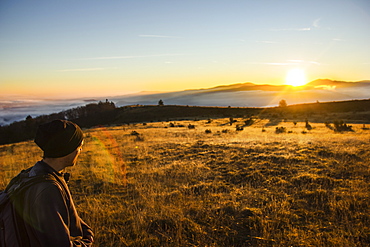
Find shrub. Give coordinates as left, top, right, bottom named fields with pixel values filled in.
left=325, top=122, right=334, bottom=130
left=305, top=119, right=312, bottom=130
left=188, top=124, right=195, bottom=129
left=279, top=99, right=287, bottom=108
left=275, top=127, right=286, bottom=134
left=244, top=118, right=254, bottom=126
left=333, top=120, right=353, bottom=132
left=130, top=131, right=140, bottom=136
left=229, top=117, right=235, bottom=126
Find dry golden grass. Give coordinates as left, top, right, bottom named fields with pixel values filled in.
left=1, top=118, right=369, bottom=246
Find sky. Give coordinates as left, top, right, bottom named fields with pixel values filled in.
left=1, top=0, right=370, bottom=99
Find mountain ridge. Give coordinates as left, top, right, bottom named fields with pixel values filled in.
left=113, top=79, right=370, bottom=107
left=123, top=79, right=370, bottom=96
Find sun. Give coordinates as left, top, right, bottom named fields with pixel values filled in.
left=285, top=68, right=307, bottom=87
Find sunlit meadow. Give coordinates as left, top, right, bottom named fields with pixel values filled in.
left=1, top=118, right=369, bottom=246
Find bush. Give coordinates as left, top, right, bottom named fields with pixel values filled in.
left=305, top=120, right=312, bottom=130
left=244, top=118, right=254, bottom=126
left=275, top=127, right=286, bottom=134
left=325, top=122, right=334, bottom=130
left=130, top=131, right=140, bottom=136
left=188, top=124, right=195, bottom=129
left=229, top=117, right=236, bottom=126
left=333, top=120, right=353, bottom=132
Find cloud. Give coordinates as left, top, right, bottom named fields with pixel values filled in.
left=270, top=27, right=311, bottom=31
left=57, top=68, right=107, bottom=72
left=249, top=62, right=292, bottom=66
left=251, top=60, right=321, bottom=66
left=314, top=85, right=336, bottom=90
left=270, top=18, right=321, bottom=32
left=78, top=54, right=184, bottom=60
left=313, top=18, right=321, bottom=28
left=265, top=62, right=292, bottom=66
left=255, top=40, right=277, bottom=44
left=0, top=98, right=89, bottom=126
left=288, top=60, right=321, bottom=65
left=139, top=34, right=181, bottom=38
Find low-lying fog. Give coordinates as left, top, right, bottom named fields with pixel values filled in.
left=1, top=80, right=369, bottom=126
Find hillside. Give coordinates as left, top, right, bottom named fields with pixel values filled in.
left=1, top=119, right=369, bottom=246
left=0, top=99, right=369, bottom=145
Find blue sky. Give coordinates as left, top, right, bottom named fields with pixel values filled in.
left=1, top=0, right=369, bottom=98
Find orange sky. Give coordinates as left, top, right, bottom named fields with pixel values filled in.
left=1, top=1, right=369, bottom=99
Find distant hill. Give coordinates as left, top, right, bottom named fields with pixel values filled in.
left=307, top=79, right=370, bottom=88
left=113, top=79, right=370, bottom=107
left=0, top=99, right=369, bottom=145
left=1, top=79, right=368, bottom=126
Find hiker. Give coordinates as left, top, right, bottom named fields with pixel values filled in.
left=12, top=120, right=94, bottom=246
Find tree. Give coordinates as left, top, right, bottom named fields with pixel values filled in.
left=158, top=99, right=164, bottom=106
left=279, top=99, right=287, bottom=108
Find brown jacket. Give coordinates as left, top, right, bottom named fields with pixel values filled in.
left=17, top=161, right=93, bottom=247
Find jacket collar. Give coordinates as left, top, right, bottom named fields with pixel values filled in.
left=29, top=161, right=70, bottom=182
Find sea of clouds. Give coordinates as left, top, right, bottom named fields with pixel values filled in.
left=1, top=85, right=368, bottom=126
left=0, top=99, right=95, bottom=126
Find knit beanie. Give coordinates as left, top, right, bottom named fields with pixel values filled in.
left=34, top=120, right=84, bottom=158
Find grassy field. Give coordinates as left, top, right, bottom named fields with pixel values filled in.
left=1, top=118, right=369, bottom=246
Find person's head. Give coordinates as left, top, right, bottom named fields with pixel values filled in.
left=34, top=120, right=84, bottom=168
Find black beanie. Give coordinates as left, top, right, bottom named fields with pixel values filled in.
left=34, top=120, right=84, bottom=158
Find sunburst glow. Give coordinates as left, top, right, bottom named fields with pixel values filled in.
left=285, top=68, right=307, bottom=87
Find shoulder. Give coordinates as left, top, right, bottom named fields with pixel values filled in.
left=24, top=179, right=70, bottom=211
left=25, top=176, right=66, bottom=199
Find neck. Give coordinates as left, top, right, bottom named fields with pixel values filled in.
left=42, top=158, right=66, bottom=172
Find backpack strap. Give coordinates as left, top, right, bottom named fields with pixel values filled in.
left=6, top=172, right=56, bottom=198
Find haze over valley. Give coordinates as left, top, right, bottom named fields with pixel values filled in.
left=1, top=79, right=369, bottom=126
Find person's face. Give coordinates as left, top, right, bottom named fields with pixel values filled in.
left=67, top=141, right=84, bottom=167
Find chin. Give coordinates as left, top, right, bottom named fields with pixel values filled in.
left=67, top=161, right=77, bottom=167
